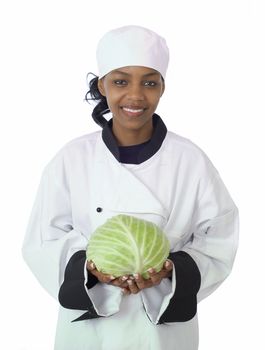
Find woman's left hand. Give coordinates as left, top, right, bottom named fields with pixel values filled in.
left=123, top=260, right=173, bottom=295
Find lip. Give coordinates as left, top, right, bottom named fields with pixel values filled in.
left=121, top=106, right=146, bottom=117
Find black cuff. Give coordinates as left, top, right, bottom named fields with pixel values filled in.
left=58, top=250, right=99, bottom=319
left=159, top=251, right=201, bottom=323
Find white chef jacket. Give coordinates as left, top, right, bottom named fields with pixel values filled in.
left=22, top=115, right=239, bottom=350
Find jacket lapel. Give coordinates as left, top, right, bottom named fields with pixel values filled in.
left=92, top=135, right=168, bottom=221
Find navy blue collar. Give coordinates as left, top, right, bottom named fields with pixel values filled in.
left=101, top=114, right=167, bottom=164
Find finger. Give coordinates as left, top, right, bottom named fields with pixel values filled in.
left=105, top=274, right=116, bottom=283
left=120, top=275, right=129, bottom=284
left=92, top=269, right=115, bottom=284
left=148, top=268, right=162, bottom=285
left=133, top=273, right=145, bottom=289
left=147, top=267, right=157, bottom=279
left=127, top=278, right=140, bottom=294
left=164, top=260, right=173, bottom=271
left=149, top=267, right=172, bottom=284
left=120, top=275, right=129, bottom=287
left=110, top=274, right=129, bottom=287
left=133, top=273, right=154, bottom=290
left=87, top=260, right=96, bottom=271
left=122, top=287, right=131, bottom=296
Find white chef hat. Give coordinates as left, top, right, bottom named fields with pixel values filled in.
left=96, top=25, right=169, bottom=79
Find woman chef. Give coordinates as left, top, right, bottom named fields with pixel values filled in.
left=22, top=25, right=239, bottom=350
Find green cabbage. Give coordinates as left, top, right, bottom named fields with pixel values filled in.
left=86, top=214, right=170, bottom=279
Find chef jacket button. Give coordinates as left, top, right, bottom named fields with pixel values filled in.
left=96, top=207, right=103, bottom=213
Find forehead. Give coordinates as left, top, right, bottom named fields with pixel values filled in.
left=107, top=66, right=161, bottom=78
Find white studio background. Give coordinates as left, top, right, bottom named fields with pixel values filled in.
left=0, top=0, right=264, bottom=349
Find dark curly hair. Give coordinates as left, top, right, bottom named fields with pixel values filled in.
left=85, top=73, right=109, bottom=128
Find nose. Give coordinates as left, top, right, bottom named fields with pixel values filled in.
left=127, top=83, right=145, bottom=101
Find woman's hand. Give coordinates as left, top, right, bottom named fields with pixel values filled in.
left=86, top=260, right=173, bottom=295
left=86, top=260, right=129, bottom=290
left=125, top=260, right=173, bottom=295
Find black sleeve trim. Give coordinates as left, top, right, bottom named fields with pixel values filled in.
left=58, top=250, right=100, bottom=320
left=158, top=251, right=201, bottom=323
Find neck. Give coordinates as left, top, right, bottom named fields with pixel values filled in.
left=112, top=120, right=153, bottom=146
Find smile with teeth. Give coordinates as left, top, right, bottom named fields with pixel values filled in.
left=122, top=107, right=144, bottom=114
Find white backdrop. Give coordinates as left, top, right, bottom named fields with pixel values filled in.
left=1, top=0, right=264, bottom=349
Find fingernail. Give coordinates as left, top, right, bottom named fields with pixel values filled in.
left=127, top=279, right=133, bottom=285
left=133, top=273, right=139, bottom=279
left=148, top=268, right=154, bottom=273
left=122, top=276, right=128, bottom=281
left=110, top=275, right=115, bottom=280
left=90, top=262, right=95, bottom=269
left=165, top=261, right=170, bottom=267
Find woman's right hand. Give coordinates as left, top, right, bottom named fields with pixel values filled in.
left=86, top=260, right=131, bottom=295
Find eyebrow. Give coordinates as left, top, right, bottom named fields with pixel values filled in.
left=112, top=70, right=160, bottom=78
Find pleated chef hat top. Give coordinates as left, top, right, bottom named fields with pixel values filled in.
left=96, top=25, right=169, bottom=79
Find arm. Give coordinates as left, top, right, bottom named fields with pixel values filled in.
left=181, top=173, right=239, bottom=303
left=159, top=172, right=238, bottom=323
left=58, top=251, right=98, bottom=310
left=158, top=251, right=201, bottom=323
left=22, top=154, right=89, bottom=300
left=125, top=252, right=201, bottom=324
left=22, top=151, right=124, bottom=321
left=140, top=167, right=238, bottom=324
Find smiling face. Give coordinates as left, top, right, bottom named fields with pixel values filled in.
left=98, top=66, right=165, bottom=146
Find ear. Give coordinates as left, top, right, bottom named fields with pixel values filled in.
left=98, top=78, right=106, bottom=97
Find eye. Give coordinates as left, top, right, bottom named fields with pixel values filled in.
left=113, top=79, right=127, bottom=86
left=143, top=81, right=157, bottom=87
